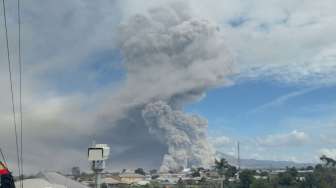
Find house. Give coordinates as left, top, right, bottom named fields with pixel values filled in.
left=102, top=177, right=124, bottom=188
left=119, top=171, right=145, bottom=184
left=15, top=178, right=67, bottom=188
left=16, top=172, right=89, bottom=188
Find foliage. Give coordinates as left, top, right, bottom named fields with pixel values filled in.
left=278, top=171, right=295, bottom=186
left=135, top=168, right=146, bottom=175
left=320, top=155, right=336, bottom=167
left=111, top=155, right=336, bottom=188
left=149, top=169, right=158, bottom=175
left=239, top=170, right=255, bottom=188
left=191, top=168, right=201, bottom=177
left=250, top=179, right=271, bottom=188
left=226, top=165, right=238, bottom=178
left=214, top=157, right=238, bottom=180
left=306, top=166, right=336, bottom=188
left=259, top=171, right=268, bottom=177
left=306, top=166, right=314, bottom=170
left=215, top=158, right=230, bottom=177
left=151, top=174, right=159, bottom=179
left=287, top=167, right=298, bottom=177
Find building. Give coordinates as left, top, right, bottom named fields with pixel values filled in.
left=15, top=179, right=66, bottom=188
left=16, top=172, right=89, bottom=188
left=102, top=177, right=124, bottom=188
left=119, top=171, right=145, bottom=184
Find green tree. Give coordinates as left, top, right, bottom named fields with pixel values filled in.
left=299, top=173, right=315, bottom=188
left=320, top=155, right=336, bottom=167
left=259, top=171, right=268, bottom=177
left=149, top=169, right=157, bottom=175
left=287, top=167, right=298, bottom=177
left=277, top=167, right=298, bottom=186
left=313, top=167, right=336, bottom=188
left=250, top=179, right=271, bottom=188
left=239, top=170, right=255, bottom=188
left=191, top=168, right=201, bottom=177
left=306, top=166, right=314, bottom=170
left=215, top=158, right=230, bottom=177
left=225, top=165, right=238, bottom=178
left=278, top=172, right=294, bottom=186
left=315, top=164, right=323, bottom=171
left=135, top=168, right=146, bottom=175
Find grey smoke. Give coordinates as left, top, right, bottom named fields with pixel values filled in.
left=105, top=3, right=234, bottom=171
left=142, top=101, right=214, bottom=171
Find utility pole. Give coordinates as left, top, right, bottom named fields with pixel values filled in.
left=236, top=141, right=241, bottom=181
left=237, top=141, right=240, bottom=171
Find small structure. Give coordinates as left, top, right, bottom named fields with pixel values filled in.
left=102, top=177, right=123, bottom=188
left=88, top=144, right=110, bottom=188
left=119, top=171, right=145, bottom=184
left=38, top=172, right=89, bottom=188
left=18, top=172, right=89, bottom=188
left=15, top=178, right=65, bottom=188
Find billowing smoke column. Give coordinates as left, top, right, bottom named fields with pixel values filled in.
left=117, top=3, right=234, bottom=171
left=142, top=101, right=215, bottom=171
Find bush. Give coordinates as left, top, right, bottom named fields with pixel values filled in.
left=239, top=170, right=255, bottom=188
left=250, top=179, right=271, bottom=188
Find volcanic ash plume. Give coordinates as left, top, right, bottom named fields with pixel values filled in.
left=142, top=101, right=215, bottom=171
left=117, top=3, right=234, bottom=171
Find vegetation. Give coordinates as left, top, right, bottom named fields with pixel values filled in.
left=320, top=155, right=336, bottom=167
left=134, top=168, right=146, bottom=176
left=239, top=169, right=255, bottom=188
left=214, top=158, right=237, bottom=179
left=174, top=156, right=336, bottom=188
left=88, top=156, right=336, bottom=188
left=223, top=155, right=336, bottom=188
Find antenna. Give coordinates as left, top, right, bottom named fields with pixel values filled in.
left=237, top=141, right=240, bottom=171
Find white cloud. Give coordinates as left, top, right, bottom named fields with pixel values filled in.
left=257, top=130, right=309, bottom=147
left=250, top=88, right=317, bottom=113
left=214, top=0, right=336, bottom=85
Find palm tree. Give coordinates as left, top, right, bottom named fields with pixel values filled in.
left=320, top=155, right=336, bottom=167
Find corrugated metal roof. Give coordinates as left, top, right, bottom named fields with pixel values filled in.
left=119, top=172, right=145, bottom=178
left=102, top=177, right=121, bottom=184
left=38, top=172, right=89, bottom=188
left=15, top=178, right=66, bottom=188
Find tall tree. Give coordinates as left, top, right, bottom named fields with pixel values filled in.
left=134, top=168, right=146, bottom=176
left=215, top=158, right=230, bottom=177
left=320, top=155, right=336, bottom=167
left=239, top=170, right=255, bottom=188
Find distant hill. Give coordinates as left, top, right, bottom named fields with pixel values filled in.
left=216, top=151, right=314, bottom=169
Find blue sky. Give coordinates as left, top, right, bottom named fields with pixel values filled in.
left=185, top=81, right=336, bottom=162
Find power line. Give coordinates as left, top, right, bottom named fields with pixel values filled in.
left=17, top=0, right=24, bottom=186
left=1, top=0, right=22, bottom=181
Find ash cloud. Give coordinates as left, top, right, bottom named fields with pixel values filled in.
left=103, top=3, right=234, bottom=171
left=142, top=101, right=214, bottom=171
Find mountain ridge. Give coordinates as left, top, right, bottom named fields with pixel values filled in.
left=216, top=151, right=314, bottom=169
